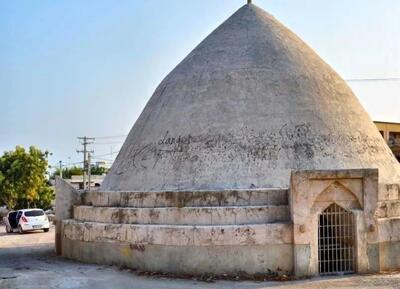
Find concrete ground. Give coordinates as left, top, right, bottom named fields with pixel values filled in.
left=1, top=224, right=400, bottom=289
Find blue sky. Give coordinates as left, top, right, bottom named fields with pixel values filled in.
left=1, top=0, right=399, bottom=168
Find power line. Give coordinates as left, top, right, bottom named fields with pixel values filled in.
left=65, top=161, right=84, bottom=166
left=52, top=150, right=120, bottom=172
left=92, top=151, right=120, bottom=158
left=93, top=134, right=127, bottom=139
left=94, top=141, right=124, bottom=145
left=92, top=157, right=115, bottom=162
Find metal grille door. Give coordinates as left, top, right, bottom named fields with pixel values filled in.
left=318, top=203, right=355, bottom=275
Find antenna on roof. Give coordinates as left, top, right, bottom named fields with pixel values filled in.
left=247, top=0, right=252, bottom=4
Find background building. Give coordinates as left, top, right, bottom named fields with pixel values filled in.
left=375, top=121, right=400, bottom=162
left=65, top=175, right=104, bottom=190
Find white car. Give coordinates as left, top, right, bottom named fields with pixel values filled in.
left=3, top=209, right=50, bottom=233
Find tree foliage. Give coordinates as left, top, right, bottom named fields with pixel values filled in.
left=52, top=166, right=83, bottom=179
left=52, top=165, right=108, bottom=179
left=0, top=146, right=54, bottom=210
left=90, top=166, right=109, bottom=176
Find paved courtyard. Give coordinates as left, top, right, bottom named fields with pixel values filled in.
left=1, top=224, right=400, bottom=289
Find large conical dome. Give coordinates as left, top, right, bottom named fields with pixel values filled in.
left=102, top=4, right=400, bottom=191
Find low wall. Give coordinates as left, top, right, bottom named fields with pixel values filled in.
left=378, top=218, right=400, bottom=270
left=62, top=238, right=294, bottom=275
left=55, top=177, right=83, bottom=255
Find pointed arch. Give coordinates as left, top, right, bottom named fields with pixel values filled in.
left=314, top=181, right=362, bottom=211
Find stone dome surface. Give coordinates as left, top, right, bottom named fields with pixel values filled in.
left=102, top=4, right=400, bottom=191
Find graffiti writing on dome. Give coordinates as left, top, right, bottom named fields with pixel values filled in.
left=113, top=123, right=386, bottom=173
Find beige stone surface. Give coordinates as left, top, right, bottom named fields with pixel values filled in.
left=62, top=220, right=293, bottom=246
left=83, top=189, right=288, bottom=208
left=73, top=205, right=290, bottom=225
left=378, top=218, right=400, bottom=242
left=377, top=201, right=400, bottom=218
left=55, top=177, right=84, bottom=255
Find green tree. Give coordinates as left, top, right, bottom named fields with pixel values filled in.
left=0, top=146, right=54, bottom=210
left=52, top=166, right=83, bottom=179
left=51, top=165, right=108, bottom=179
left=89, top=166, right=109, bottom=175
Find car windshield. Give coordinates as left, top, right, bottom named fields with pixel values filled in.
left=25, top=210, right=44, bottom=217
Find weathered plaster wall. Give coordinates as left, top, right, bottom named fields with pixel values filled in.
left=55, top=177, right=83, bottom=255
left=83, top=189, right=288, bottom=208
left=60, top=187, right=294, bottom=276
left=73, top=205, right=290, bottom=225
left=62, top=220, right=293, bottom=247
left=102, top=4, right=400, bottom=192
left=62, top=238, right=294, bottom=275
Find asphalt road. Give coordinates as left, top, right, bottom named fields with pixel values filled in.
left=1, top=224, right=400, bottom=289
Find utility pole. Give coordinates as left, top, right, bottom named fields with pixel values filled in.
left=77, top=136, right=95, bottom=190
left=59, top=161, right=63, bottom=179
left=87, top=152, right=92, bottom=192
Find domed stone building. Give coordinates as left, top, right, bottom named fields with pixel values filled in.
left=56, top=3, right=400, bottom=277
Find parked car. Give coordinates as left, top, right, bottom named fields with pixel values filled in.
left=3, top=209, right=50, bottom=233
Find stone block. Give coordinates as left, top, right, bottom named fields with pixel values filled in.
left=378, top=218, right=400, bottom=242
left=127, top=225, right=148, bottom=244
left=211, top=207, right=236, bottom=225
left=107, top=192, right=121, bottom=207
left=84, top=191, right=108, bottom=206
left=294, top=244, right=312, bottom=276
left=379, top=184, right=400, bottom=201
left=367, top=243, right=380, bottom=273
left=377, top=201, right=400, bottom=218
left=379, top=241, right=400, bottom=271
left=267, top=189, right=288, bottom=205
left=193, top=226, right=212, bottom=246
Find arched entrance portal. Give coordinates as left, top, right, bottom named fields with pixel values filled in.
left=318, top=203, right=356, bottom=275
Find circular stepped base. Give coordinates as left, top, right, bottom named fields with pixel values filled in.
left=62, top=188, right=293, bottom=275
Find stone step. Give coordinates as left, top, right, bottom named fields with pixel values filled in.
left=82, top=189, right=288, bottom=208
left=73, top=205, right=290, bottom=225
left=377, top=200, right=400, bottom=218
left=62, top=219, right=293, bottom=246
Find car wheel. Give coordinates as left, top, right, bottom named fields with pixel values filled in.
left=5, top=225, right=11, bottom=233
left=43, top=228, right=49, bottom=233
left=18, top=225, right=24, bottom=234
